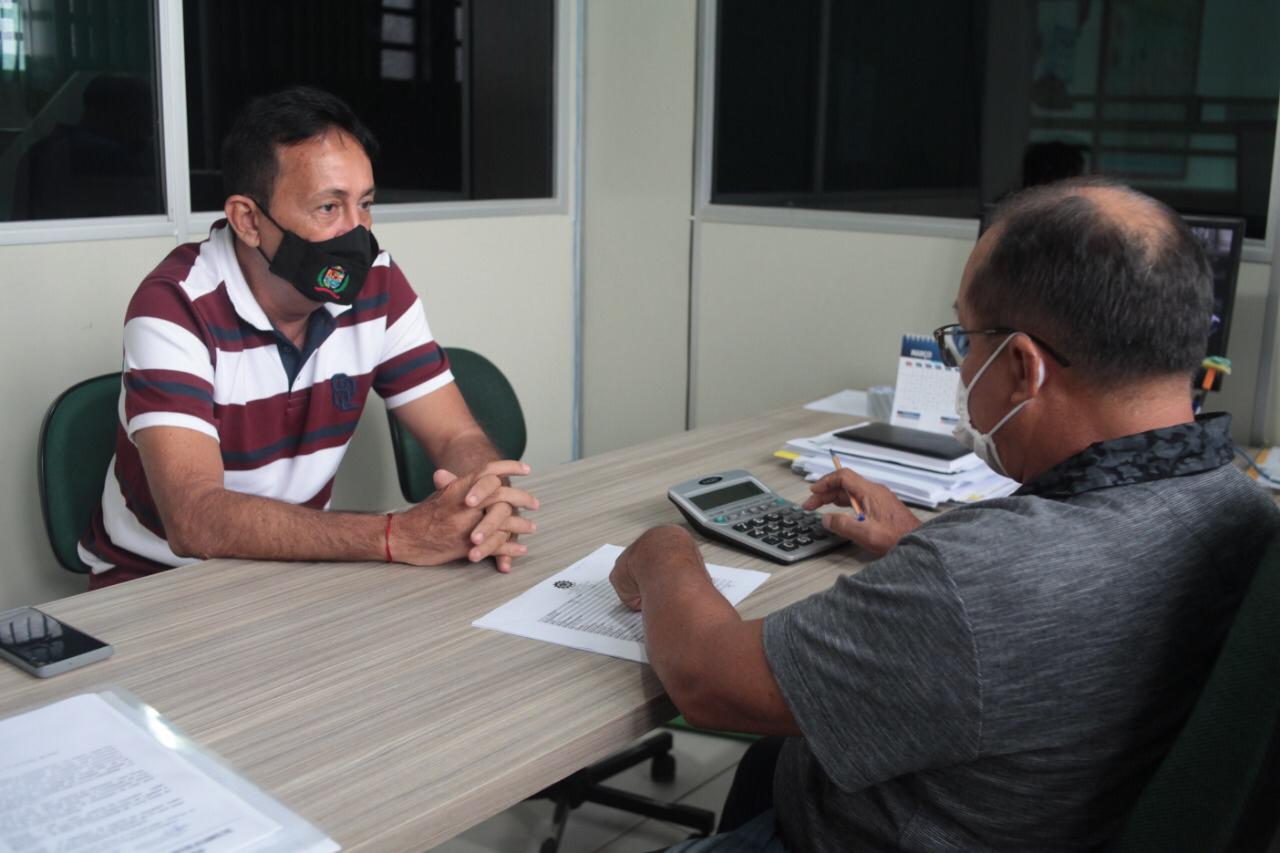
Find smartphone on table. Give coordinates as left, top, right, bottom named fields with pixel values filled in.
left=0, top=606, right=113, bottom=677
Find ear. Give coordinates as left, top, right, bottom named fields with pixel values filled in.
left=1008, top=335, right=1046, bottom=405
left=224, top=194, right=262, bottom=247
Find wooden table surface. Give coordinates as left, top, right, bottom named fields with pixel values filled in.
left=0, top=406, right=882, bottom=850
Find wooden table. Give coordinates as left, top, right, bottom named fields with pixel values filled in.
left=0, top=406, right=879, bottom=850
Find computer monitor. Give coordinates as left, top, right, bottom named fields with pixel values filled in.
left=1182, top=215, right=1244, bottom=363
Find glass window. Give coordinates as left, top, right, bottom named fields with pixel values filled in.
left=712, top=0, right=1280, bottom=239
left=183, top=0, right=556, bottom=213
left=0, top=0, right=164, bottom=222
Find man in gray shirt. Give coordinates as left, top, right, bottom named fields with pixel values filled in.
left=610, top=178, right=1280, bottom=852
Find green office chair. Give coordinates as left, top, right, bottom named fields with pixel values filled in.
left=1107, top=532, right=1280, bottom=853
left=38, top=372, right=122, bottom=573
left=387, top=348, right=527, bottom=503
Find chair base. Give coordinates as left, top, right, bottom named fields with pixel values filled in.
left=535, top=731, right=717, bottom=853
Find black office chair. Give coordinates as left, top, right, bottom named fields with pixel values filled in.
left=1106, top=532, right=1280, bottom=853
left=387, top=347, right=716, bottom=851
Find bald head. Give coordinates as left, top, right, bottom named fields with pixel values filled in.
left=965, top=178, right=1212, bottom=387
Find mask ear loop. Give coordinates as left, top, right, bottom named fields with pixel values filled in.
left=250, top=199, right=285, bottom=266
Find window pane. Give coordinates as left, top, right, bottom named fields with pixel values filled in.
left=713, top=0, right=1280, bottom=238
left=0, top=0, right=163, bottom=222
left=382, top=12, right=415, bottom=46
left=184, top=0, right=555, bottom=211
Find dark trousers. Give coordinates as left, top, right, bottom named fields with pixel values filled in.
left=718, top=736, right=787, bottom=833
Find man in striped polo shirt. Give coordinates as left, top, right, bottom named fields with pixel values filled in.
left=81, top=87, right=536, bottom=588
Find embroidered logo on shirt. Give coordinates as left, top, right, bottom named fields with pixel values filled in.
left=332, top=373, right=358, bottom=412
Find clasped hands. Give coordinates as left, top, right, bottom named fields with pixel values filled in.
left=391, top=459, right=538, bottom=572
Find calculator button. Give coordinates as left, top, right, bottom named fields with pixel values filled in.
left=765, top=524, right=781, bottom=533
left=748, top=528, right=766, bottom=539
left=764, top=513, right=780, bottom=521
left=774, top=498, right=787, bottom=505
left=795, top=536, right=813, bottom=546
left=811, top=530, right=830, bottom=540
left=790, top=504, right=804, bottom=511
left=762, top=536, right=781, bottom=545
left=781, top=519, right=798, bottom=528
left=733, top=522, right=749, bottom=532
left=778, top=542, right=798, bottom=552
left=713, top=515, right=728, bottom=524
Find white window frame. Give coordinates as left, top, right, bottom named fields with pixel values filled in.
left=0, top=0, right=571, bottom=247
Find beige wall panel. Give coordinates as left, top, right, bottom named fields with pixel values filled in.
left=580, top=0, right=697, bottom=456
left=693, top=222, right=1274, bottom=447
left=692, top=223, right=974, bottom=428
left=0, top=237, right=176, bottom=610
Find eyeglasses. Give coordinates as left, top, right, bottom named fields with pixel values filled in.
left=931, top=324, right=1072, bottom=369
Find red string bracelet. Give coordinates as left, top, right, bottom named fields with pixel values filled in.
left=384, top=512, right=395, bottom=563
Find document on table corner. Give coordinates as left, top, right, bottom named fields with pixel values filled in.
left=473, top=543, right=770, bottom=663
left=0, top=690, right=339, bottom=853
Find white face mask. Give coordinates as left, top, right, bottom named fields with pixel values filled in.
left=953, top=334, right=1043, bottom=478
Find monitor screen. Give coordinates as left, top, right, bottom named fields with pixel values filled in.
left=1183, top=215, right=1245, bottom=360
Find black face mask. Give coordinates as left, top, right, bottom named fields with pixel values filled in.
left=254, top=204, right=380, bottom=306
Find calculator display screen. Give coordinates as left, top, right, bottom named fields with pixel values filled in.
left=689, top=481, right=764, bottom=511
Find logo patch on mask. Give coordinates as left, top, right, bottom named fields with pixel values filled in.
left=315, top=265, right=349, bottom=297
left=332, top=373, right=358, bottom=412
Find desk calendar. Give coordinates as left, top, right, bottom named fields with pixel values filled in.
left=890, top=334, right=962, bottom=435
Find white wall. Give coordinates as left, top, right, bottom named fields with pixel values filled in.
left=3, top=237, right=173, bottom=608
left=691, top=223, right=973, bottom=427
left=691, top=220, right=1279, bottom=447
left=1, top=215, right=575, bottom=612
left=579, top=0, right=696, bottom=455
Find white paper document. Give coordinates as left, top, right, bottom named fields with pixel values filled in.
left=803, top=389, right=868, bottom=416
left=473, top=544, right=770, bottom=663
left=0, top=691, right=338, bottom=853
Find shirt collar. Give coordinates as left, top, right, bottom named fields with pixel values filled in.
left=208, top=220, right=354, bottom=332
left=1016, top=412, right=1236, bottom=499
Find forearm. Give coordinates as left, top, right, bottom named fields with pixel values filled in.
left=433, top=426, right=502, bottom=476
left=633, top=531, right=796, bottom=734
left=165, top=486, right=385, bottom=563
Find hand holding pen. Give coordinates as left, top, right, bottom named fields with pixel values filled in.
left=801, top=453, right=923, bottom=557
left=828, top=452, right=866, bottom=520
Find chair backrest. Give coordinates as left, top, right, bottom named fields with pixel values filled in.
left=387, top=348, right=527, bottom=503
left=1107, top=532, right=1280, bottom=853
left=38, top=372, right=122, bottom=574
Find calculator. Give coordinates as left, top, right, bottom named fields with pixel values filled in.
left=668, top=469, right=844, bottom=564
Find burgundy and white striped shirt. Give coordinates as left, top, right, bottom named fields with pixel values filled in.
left=80, top=221, right=452, bottom=580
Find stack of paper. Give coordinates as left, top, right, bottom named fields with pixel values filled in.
left=780, top=425, right=1018, bottom=509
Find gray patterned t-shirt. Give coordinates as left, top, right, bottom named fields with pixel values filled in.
left=763, top=414, right=1279, bottom=852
